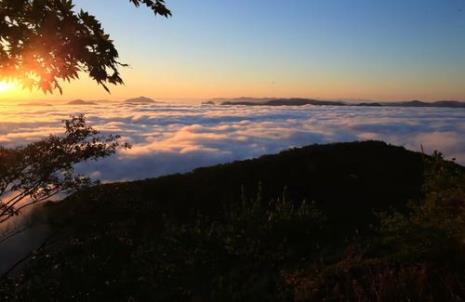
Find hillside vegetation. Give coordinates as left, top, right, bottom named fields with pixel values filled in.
left=1, top=141, right=464, bottom=301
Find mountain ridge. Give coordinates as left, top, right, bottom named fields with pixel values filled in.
left=209, top=97, right=465, bottom=108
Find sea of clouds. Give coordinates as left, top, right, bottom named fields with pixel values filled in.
left=1, top=102, right=464, bottom=182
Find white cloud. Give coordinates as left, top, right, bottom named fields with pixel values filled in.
left=1, top=103, right=464, bottom=182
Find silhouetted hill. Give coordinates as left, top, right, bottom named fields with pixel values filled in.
left=222, top=98, right=346, bottom=106
left=356, top=102, right=382, bottom=107
left=217, top=97, right=465, bottom=108
left=124, top=96, right=160, bottom=104
left=211, top=97, right=273, bottom=104
left=434, top=100, right=465, bottom=107
left=66, top=99, right=97, bottom=105
left=388, top=100, right=465, bottom=108
left=50, top=141, right=427, bottom=233
left=19, top=102, right=52, bottom=107
left=3, top=141, right=465, bottom=301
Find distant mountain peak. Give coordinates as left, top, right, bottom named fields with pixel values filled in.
left=19, top=102, right=52, bottom=107
left=67, top=99, right=97, bottom=105
left=124, top=96, right=160, bottom=104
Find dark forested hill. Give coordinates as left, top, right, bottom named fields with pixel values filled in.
left=52, top=141, right=425, bottom=231
left=3, top=141, right=464, bottom=301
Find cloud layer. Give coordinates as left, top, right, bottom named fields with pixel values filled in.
left=1, top=103, right=464, bottom=182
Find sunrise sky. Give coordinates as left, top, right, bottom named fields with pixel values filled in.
left=1, top=0, right=465, bottom=103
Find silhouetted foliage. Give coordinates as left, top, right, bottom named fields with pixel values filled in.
left=373, top=151, right=465, bottom=262
left=0, top=0, right=171, bottom=93
left=0, top=114, right=129, bottom=224
left=292, top=153, right=465, bottom=302
left=0, top=187, right=325, bottom=301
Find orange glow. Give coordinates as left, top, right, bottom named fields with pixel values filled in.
left=1, top=67, right=464, bottom=104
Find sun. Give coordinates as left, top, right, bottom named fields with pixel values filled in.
left=0, top=81, right=16, bottom=94
left=0, top=81, right=17, bottom=93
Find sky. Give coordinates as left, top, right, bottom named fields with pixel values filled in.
left=1, top=0, right=465, bottom=102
